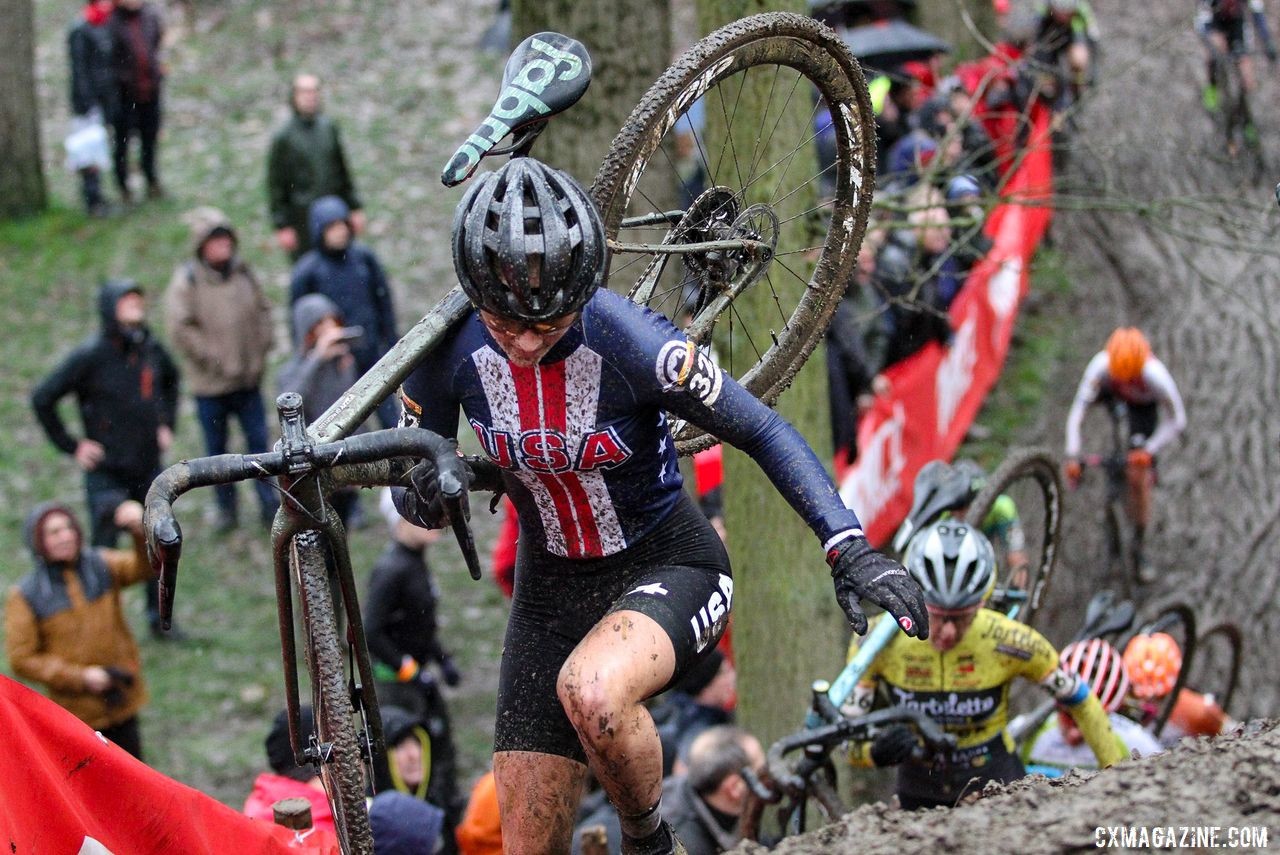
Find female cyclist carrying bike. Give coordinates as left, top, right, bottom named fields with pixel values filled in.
left=394, top=157, right=928, bottom=854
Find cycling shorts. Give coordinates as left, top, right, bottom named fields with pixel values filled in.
left=493, top=493, right=732, bottom=762
left=1212, top=16, right=1249, bottom=54
left=1099, top=391, right=1158, bottom=451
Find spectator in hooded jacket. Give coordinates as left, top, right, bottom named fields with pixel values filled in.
left=375, top=705, right=461, bottom=854
left=290, top=195, right=399, bottom=427
left=278, top=294, right=362, bottom=525
left=68, top=0, right=120, bottom=216
left=268, top=73, right=365, bottom=260
left=31, top=279, right=180, bottom=639
left=165, top=207, right=278, bottom=532
left=370, top=791, right=446, bottom=855
left=107, top=0, right=165, bottom=202
left=5, top=500, right=152, bottom=758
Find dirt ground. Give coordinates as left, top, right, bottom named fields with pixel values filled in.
left=730, top=721, right=1280, bottom=854
left=729, top=0, right=1280, bottom=847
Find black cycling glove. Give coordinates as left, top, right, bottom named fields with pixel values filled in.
left=399, top=441, right=473, bottom=529
left=870, top=725, right=919, bottom=767
left=828, top=536, right=929, bottom=639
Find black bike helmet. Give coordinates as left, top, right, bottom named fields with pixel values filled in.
left=452, top=157, right=606, bottom=323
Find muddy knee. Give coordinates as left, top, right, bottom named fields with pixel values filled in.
left=557, top=658, right=630, bottom=743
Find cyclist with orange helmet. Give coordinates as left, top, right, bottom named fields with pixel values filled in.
left=1021, top=639, right=1162, bottom=776
left=1063, top=328, right=1187, bottom=575
left=1123, top=633, right=1235, bottom=748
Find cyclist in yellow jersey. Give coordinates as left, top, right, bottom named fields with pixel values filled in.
left=848, top=520, right=1124, bottom=809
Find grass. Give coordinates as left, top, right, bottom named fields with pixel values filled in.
left=2, top=0, right=507, bottom=807
left=959, top=246, right=1080, bottom=469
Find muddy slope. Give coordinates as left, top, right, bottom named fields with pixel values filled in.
left=1006, top=0, right=1280, bottom=718
left=731, top=721, right=1280, bottom=855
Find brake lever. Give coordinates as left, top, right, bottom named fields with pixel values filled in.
left=438, top=470, right=483, bottom=581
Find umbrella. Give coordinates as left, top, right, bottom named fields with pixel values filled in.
left=840, top=19, right=951, bottom=71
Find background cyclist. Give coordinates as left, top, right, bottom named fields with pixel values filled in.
left=1196, top=0, right=1277, bottom=127
left=896, top=459, right=1030, bottom=590
left=394, top=158, right=928, bottom=854
left=1123, top=632, right=1236, bottom=748
left=1021, top=639, right=1163, bottom=776
left=847, top=521, right=1123, bottom=810
left=1063, top=327, right=1187, bottom=580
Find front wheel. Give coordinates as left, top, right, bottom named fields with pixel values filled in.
left=963, top=449, right=1063, bottom=630
left=593, top=12, right=876, bottom=454
left=295, top=533, right=373, bottom=854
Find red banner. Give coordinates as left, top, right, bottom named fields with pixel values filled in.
left=837, top=107, right=1055, bottom=547
left=0, top=675, right=338, bottom=853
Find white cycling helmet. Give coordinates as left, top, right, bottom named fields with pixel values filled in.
left=904, top=520, right=996, bottom=609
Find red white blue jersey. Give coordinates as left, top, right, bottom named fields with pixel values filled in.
left=399, top=289, right=863, bottom=559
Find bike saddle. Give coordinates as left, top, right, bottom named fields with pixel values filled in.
left=441, top=32, right=592, bottom=187
left=893, top=460, right=974, bottom=552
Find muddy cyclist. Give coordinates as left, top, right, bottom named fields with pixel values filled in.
left=393, top=157, right=929, bottom=854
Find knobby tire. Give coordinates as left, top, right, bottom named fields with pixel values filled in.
left=295, top=536, right=372, bottom=854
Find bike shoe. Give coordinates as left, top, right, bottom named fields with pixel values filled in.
left=620, top=820, right=688, bottom=855
left=1202, top=84, right=1220, bottom=112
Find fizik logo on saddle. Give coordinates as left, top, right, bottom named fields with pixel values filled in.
left=441, top=33, right=591, bottom=186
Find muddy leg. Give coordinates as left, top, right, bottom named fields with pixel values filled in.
left=557, top=609, right=676, bottom=833
left=493, top=750, right=587, bottom=854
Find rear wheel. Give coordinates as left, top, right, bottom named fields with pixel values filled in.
left=593, top=12, right=875, bottom=454
left=295, top=533, right=372, bottom=854
left=1188, top=622, right=1242, bottom=714
left=963, top=448, right=1063, bottom=630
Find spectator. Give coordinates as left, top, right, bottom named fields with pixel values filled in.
left=874, top=197, right=955, bottom=369
left=369, top=791, right=446, bottom=855
left=165, top=207, right=277, bottom=532
left=268, top=73, right=365, bottom=260
left=243, top=706, right=335, bottom=834
left=5, top=500, right=152, bottom=759
left=107, top=0, right=165, bottom=202
left=911, top=202, right=964, bottom=309
left=277, top=294, right=362, bottom=524
left=366, top=491, right=459, bottom=714
left=652, top=648, right=736, bottom=774
left=31, top=279, right=180, bottom=640
left=67, top=0, right=119, bottom=216
left=945, top=174, right=993, bottom=274
left=573, top=725, right=765, bottom=855
left=456, top=771, right=502, bottom=855
left=290, top=195, right=398, bottom=427
left=374, top=705, right=461, bottom=853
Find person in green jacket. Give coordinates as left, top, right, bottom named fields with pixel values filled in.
left=267, top=73, right=365, bottom=260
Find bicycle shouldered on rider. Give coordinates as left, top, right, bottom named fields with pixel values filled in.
left=845, top=521, right=1126, bottom=810
left=391, top=157, right=930, bottom=854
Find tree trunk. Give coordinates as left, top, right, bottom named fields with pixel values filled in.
left=915, top=0, right=998, bottom=64
left=511, top=0, right=671, bottom=187
left=0, top=0, right=47, bottom=218
left=694, top=0, right=851, bottom=758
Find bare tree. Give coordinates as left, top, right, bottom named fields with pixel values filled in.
left=0, top=0, right=47, bottom=217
